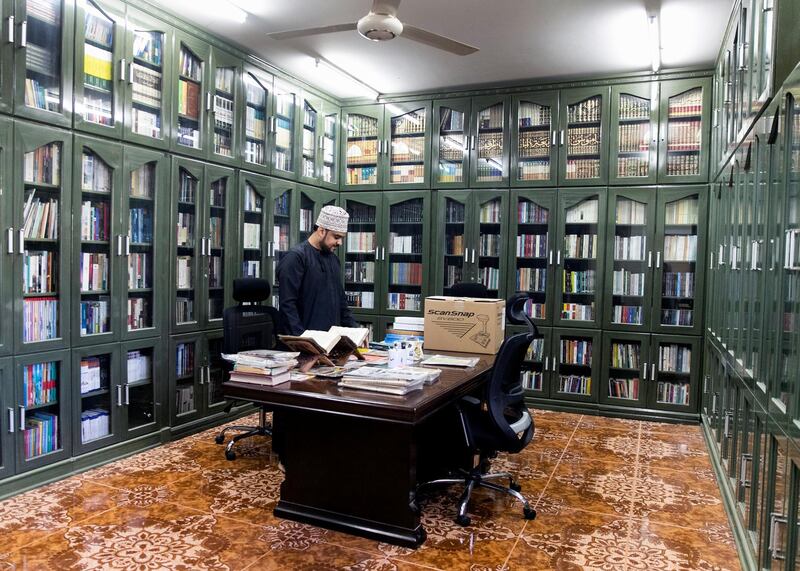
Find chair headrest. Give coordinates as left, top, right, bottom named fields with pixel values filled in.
left=506, top=292, right=539, bottom=336
left=233, top=278, right=270, bottom=303
left=449, top=281, right=491, bottom=298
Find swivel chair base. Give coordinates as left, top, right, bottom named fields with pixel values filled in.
left=420, top=465, right=537, bottom=527
left=215, top=407, right=272, bottom=461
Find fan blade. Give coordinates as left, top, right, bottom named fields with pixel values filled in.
left=267, top=23, right=357, bottom=40
left=371, top=0, right=401, bottom=16
left=402, top=25, right=479, bottom=56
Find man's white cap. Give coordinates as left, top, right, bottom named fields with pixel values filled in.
left=316, top=205, right=349, bottom=233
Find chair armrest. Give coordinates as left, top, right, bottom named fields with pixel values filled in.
left=460, top=395, right=481, bottom=408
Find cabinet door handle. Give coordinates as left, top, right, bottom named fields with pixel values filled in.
left=119, top=58, right=126, bottom=81
left=468, top=135, right=474, bottom=150
left=556, top=251, right=561, bottom=265
left=126, top=236, right=131, bottom=256
left=655, top=251, right=661, bottom=269
left=710, top=252, right=715, bottom=270
left=548, top=249, right=553, bottom=265
left=19, top=20, right=26, bottom=48
left=551, top=130, right=557, bottom=146
left=770, top=513, right=787, bottom=560
left=739, top=453, right=752, bottom=487
left=128, top=61, right=134, bottom=84
left=651, top=363, right=656, bottom=380
left=642, top=362, right=648, bottom=381
left=18, top=229, right=24, bottom=254
left=269, top=116, right=276, bottom=134
left=318, top=135, right=324, bottom=149
left=7, top=407, right=14, bottom=433
left=647, top=250, right=652, bottom=268
left=125, top=384, right=130, bottom=406
left=6, top=228, right=13, bottom=254
left=544, top=356, right=549, bottom=371
left=198, top=366, right=204, bottom=386
left=18, top=406, right=25, bottom=431
left=559, top=130, right=565, bottom=146
left=751, top=240, right=759, bottom=271
left=471, top=248, right=476, bottom=264
left=712, top=393, right=717, bottom=414
left=7, top=16, right=13, bottom=44
left=207, top=92, right=213, bottom=112
left=117, top=385, right=123, bottom=407
left=117, top=235, right=123, bottom=256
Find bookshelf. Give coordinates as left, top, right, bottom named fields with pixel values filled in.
left=511, top=91, right=559, bottom=187
left=386, top=103, right=430, bottom=189
left=342, top=193, right=380, bottom=314
left=558, top=87, right=610, bottom=185
left=0, top=118, right=12, bottom=357
left=321, top=106, right=339, bottom=189
left=121, top=338, right=161, bottom=439
left=649, top=335, right=699, bottom=412
left=209, top=47, right=239, bottom=165
left=269, top=182, right=294, bottom=307
left=552, top=328, right=600, bottom=402
left=240, top=175, right=268, bottom=280
left=0, top=359, right=11, bottom=478
left=432, top=98, right=470, bottom=188
left=168, top=330, right=226, bottom=426
left=243, top=68, right=270, bottom=171
left=173, top=162, right=200, bottom=329
left=343, top=105, right=381, bottom=189
left=470, top=95, right=510, bottom=188
left=658, top=79, right=711, bottom=183
left=271, top=79, right=298, bottom=178
left=15, top=125, right=72, bottom=354
left=72, top=343, right=118, bottom=454
left=299, top=96, right=320, bottom=182
left=173, top=35, right=208, bottom=156
left=609, top=83, right=658, bottom=185
left=599, top=332, right=648, bottom=409
left=511, top=325, right=549, bottom=397
left=73, top=0, right=124, bottom=137
left=206, top=167, right=231, bottom=324
left=508, top=189, right=556, bottom=326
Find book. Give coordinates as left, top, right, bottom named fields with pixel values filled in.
left=222, top=350, right=299, bottom=369
left=328, top=326, right=371, bottom=348
left=420, top=355, right=479, bottom=368
left=343, top=366, right=441, bottom=384
left=229, top=370, right=291, bottom=386
left=279, top=330, right=365, bottom=368
left=339, top=379, right=425, bottom=395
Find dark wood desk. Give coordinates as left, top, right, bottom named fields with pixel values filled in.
left=223, top=353, right=495, bottom=547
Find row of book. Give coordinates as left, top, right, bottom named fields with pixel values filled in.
left=564, top=158, right=601, bottom=180
left=561, top=302, right=594, bottom=321
left=214, top=133, right=233, bottom=158
left=80, top=299, right=110, bottom=335
left=611, top=305, right=643, bottom=325
left=348, top=203, right=376, bottom=223
left=131, top=65, right=162, bottom=109
left=274, top=148, right=293, bottom=172
left=81, top=153, right=112, bottom=193
left=439, top=137, right=466, bottom=161
left=178, top=48, right=202, bottom=81
left=659, top=344, right=691, bottom=373
left=389, top=165, right=425, bottom=184
left=345, top=165, right=378, bottom=186
left=523, top=300, right=545, bottom=319
left=344, top=260, right=375, bottom=282
left=517, top=159, right=551, bottom=181
left=664, top=198, right=698, bottom=225
left=244, top=140, right=265, bottom=165
left=131, top=108, right=161, bottom=139
left=176, top=298, right=194, bottom=324
left=24, top=412, right=58, bottom=460
left=80, top=356, right=107, bottom=394
left=390, top=200, right=424, bottom=222
left=666, top=121, right=701, bottom=150
left=215, top=67, right=234, bottom=94
left=446, top=233, right=464, bottom=255
left=613, top=235, right=646, bottom=261
left=525, top=338, right=544, bottom=361
left=132, top=31, right=162, bottom=66
left=610, top=342, right=640, bottom=369
left=81, top=93, right=113, bottom=126
left=478, top=105, right=504, bottom=130
left=479, top=234, right=501, bottom=256
left=299, top=208, right=313, bottom=233
left=176, top=125, right=200, bottom=149
left=127, top=350, right=152, bottom=383
left=518, top=201, right=549, bottom=224
left=615, top=198, right=647, bottom=224
left=567, top=127, right=600, bottom=156
left=176, top=386, right=194, bottom=414
left=242, top=222, right=261, bottom=249
left=24, top=144, right=61, bottom=185
left=175, top=342, right=195, bottom=376
left=564, top=234, right=598, bottom=259
left=24, top=79, right=60, bottom=114
left=479, top=201, right=502, bottom=223
left=519, top=103, right=551, bottom=127
left=439, top=108, right=464, bottom=132
left=242, top=260, right=260, bottom=278
left=24, top=251, right=56, bottom=294
left=561, top=338, right=592, bottom=365
left=516, top=234, right=548, bottom=258
left=558, top=375, right=592, bottom=395
left=214, top=96, right=234, bottom=131
left=617, top=156, right=650, bottom=178
left=24, top=361, right=58, bottom=407
left=617, top=123, right=650, bottom=153
left=618, top=95, right=650, bottom=121
left=668, top=90, right=703, bottom=117
left=391, top=136, right=426, bottom=161
left=176, top=213, right=194, bottom=247
left=83, top=44, right=113, bottom=93
left=84, top=9, right=113, bottom=46
left=347, top=115, right=379, bottom=138
left=517, top=267, right=546, bottom=292
left=520, top=370, right=543, bottom=391
left=80, top=253, right=108, bottom=291
left=245, top=79, right=266, bottom=107
left=127, top=298, right=150, bottom=331
left=475, top=163, right=503, bottom=182
left=80, top=200, right=110, bottom=241
left=24, top=195, right=59, bottom=240
left=176, top=256, right=193, bottom=288
left=656, top=381, right=690, bottom=406
left=565, top=199, right=599, bottom=223
left=347, top=231, right=376, bottom=253
left=387, top=292, right=421, bottom=311
left=478, top=266, right=500, bottom=290
left=388, top=262, right=423, bottom=286
left=345, top=290, right=374, bottom=309
left=665, top=154, right=700, bottom=176
left=663, top=235, right=697, bottom=261
left=80, top=409, right=110, bottom=443
left=130, top=207, right=153, bottom=244
left=128, top=253, right=151, bottom=289
left=443, top=265, right=463, bottom=289
left=392, top=111, right=426, bottom=135
left=275, top=119, right=293, bottom=148
left=273, top=223, right=290, bottom=251
left=612, top=269, right=645, bottom=296
left=563, top=269, right=596, bottom=293
left=246, top=106, right=267, bottom=139
left=23, top=298, right=58, bottom=342
left=662, top=308, right=693, bottom=326
left=608, top=378, right=639, bottom=400
left=243, top=185, right=263, bottom=213
left=208, top=256, right=223, bottom=288
left=209, top=217, right=224, bottom=248
left=567, top=97, right=601, bottom=124
left=662, top=272, right=695, bottom=297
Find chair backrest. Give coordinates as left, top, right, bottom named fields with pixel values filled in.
left=223, top=278, right=279, bottom=356
left=449, top=281, right=491, bottom=298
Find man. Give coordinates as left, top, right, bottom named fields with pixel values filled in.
left=277, top=205, right=357, bottom=335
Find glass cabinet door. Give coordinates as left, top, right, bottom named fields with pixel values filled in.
left=124, top=7, right=172, bottom=150
left=297, top=185, right=317, bottom=244
left=511, top=91, right=558, bottom=187
left=599, top=332, right=649, bottom=408
left=658, top=78, right=711, bottom=184
left=436, top=191, right=470, bottom=295
left=384, top=101, right=430, bottom=189
left=205, top=332, right=227, bottom=416
left=271, top=79, right=298, bottom=178
left=750, top=0, right=774, bottom=113
left=14, top=350, right=72, bottom=472
left=73, top=344, right=120, bottom=454
left=609, top=83, right=658, bottom=185
left=382, top=193, right=429, bottom=315
left=747, top=407, right=768, bottom=555
left=603, top=188, right=656, bottom=332
left=14, top=126, right=72, bottom=354
left=432, top=98, right=470, bottom=189
left=785, top=92, right=800, bottom=428
left=0, top=117, right=12, bottom=356
left=748, top=133, right=770, bottom=388
left=122, top=146, right=167, bottom=340
left=15, top=0, right=74, bottom=127
left=470, top=95, right=510, bottom=187
left=120, top=340, right=159, bottom=438
left=0, top=359, right=12, bottom=478
left=759, top=432, right=789, bottom=569
left=652, top=186, right=707, bottom=336
left=551, top=328, right=600, bottom=403
left=554, top=189, right=606, bottom=329
left=515, top=326, right=550, bottom=398
left=558, top=87, right=610, bottom=185
left=172, top=160, right=201, bottom=330
left=342, top=105, right=382, bottom=189
left=209, top=47, right=239, bottom=165
left=205, top=166, right=234, bottom=326
left=0, top=3, right=11, bottom=112
left=648, top=335, right=700, bottom=413
left=73, top=0, right=124, bottom=137
left=474, top=192, right=508, bottom=299
left=268, top=182, right=295, bottom=307
left=72, top=137, right=121, bottom=347
left=242, top=67, right=270, bottom=172
left=320, top=103, right=339, bottom=189
left=342, top=193, right=381, bottom=315
left=170, top=335, right=199, bottom=424
left=240, top=174, right=268, bottom=279
left=299, top=94, right=321, bottom=183
left=173, top=34, right=208, bottom=157
left=508, top=189, right=555, bottom=326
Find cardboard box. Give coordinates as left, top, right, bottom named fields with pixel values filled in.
left=423, top=296, right=506, bottom=355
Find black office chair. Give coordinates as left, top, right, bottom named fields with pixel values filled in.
left=214, top=277, right=280, bottom=460
left=449, top=281, right=492, bottom=298
left=419, top=291, right=538, bottom=526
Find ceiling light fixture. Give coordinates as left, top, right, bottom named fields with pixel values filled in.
left=314, top=57, right=381, bottom=100
left=188, top=0, right=248, bottom=23
left=648, top=14, right=661, bottom=72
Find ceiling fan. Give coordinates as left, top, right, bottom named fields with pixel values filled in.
left=267, top=0, right=479, bottom=56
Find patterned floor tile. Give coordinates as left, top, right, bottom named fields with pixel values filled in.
left=536, top=459, right=634, bottom=517
left=244, top=542, right=436, bottom=571
left=578, top=414, right=643, bottom=432
left=637, top=431, right=711, bottom=472
left=627, top=519, right=741, bottom=570
left=565, top=428, right=640, bottom=464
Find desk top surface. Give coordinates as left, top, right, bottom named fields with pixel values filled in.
left=224, top=352, right=496, bottom=424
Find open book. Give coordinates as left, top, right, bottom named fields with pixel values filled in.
left=279, top=326, right=369, bottom=368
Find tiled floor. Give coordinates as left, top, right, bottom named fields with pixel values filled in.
left=0, top=409, right=741, bottom=570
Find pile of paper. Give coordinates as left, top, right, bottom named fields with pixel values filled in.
left=222, top=349, right=300, bottom=386
left=339, top=366, right=441, bottom=395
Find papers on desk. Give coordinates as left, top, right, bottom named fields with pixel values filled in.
left=223, top=349, right=300, bottom=386
left=223, top=350, right=299, bottom=369
left=420, top=355, right=480, bottom=368
left=339, top=366, right=441, bottom=395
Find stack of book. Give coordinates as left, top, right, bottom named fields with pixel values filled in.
left=223, top=350, right=300, bottom=386
left=340, top=366, right=440, bottom=395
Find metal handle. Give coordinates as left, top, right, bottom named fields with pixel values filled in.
left=559, top=130, right=565, bottom=146
left=718, top=244, right=725, bottom=266
left=7, top=16, right=13, bottom=44
left=770, top=238, right=776, bottom=271
left=468, top=135, right=474, bottom=151
left=556, top=251, right=561, bottom=265
left=126, top=236, right=131, bottom=256
left=128, top=61, right=134, bottom=84
left=655, top=251, right=661, bottom=268
left=544, top=356, right=549, bottom=371
left=269, top=116, right=277, bottom=134
left=318, top=135, right=324, bottom=149
left=710, top=252, right=715, bottom=270
left=651, top=363, right=656, bottom=380
left=385, top=139, right=390, bottom=156
left=198, top=366, right=204, bottom=386
left=647, top=251, right=652, bottom=268
left=751, top=241, right=759, bottom=271
left=548, top=250, right=553, bottom=265
left=703, top=375, right=709, bottom=393
left=117, top=385, right=123, bottom=407
left=6, top=228, right=13, bottom=254
left=643, top=362, right=648, bottom=381
left=551, top=130, right=557, bottom=146
left=119, top=58, right=126, bottom=81
left=19, top=229, right=24, bottom=254
left=125, top=384, right=130, bottom=406
left=18, top=406, right=24, bottom=431
left=739, top=453, right=752, bottom=487
left=7, top=408, right=13, bottom=433
left=117, top=235, right=123, bottom=256
left=770, top=513, right=787, bottom=560
left=19, top=20, right=26, bottom=48
left=712, top=393, right=717, bottom=414
left=206, top=92, right=212, bottom=112
left=471, top=249, right=475, bottom=263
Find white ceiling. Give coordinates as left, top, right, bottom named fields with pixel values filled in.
left=150, top=0, right=733, bottom=100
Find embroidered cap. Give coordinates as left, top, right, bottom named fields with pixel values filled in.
left=316, top=205, right=350, bottom=233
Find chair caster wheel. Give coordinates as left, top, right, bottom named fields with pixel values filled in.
left=510, top=481, right=522, bottom=492
left=455, top=515, right=471, bottom=527
left=215, top=434, right=225, bottom=445
left=523, top=506, right=537, bottom=520
left=225, top=450, right=236, bottom=461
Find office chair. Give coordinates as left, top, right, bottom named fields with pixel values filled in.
left=419, top=291, right=538, bottom=526
left=449, top=281, right=491, bottom=298
left=214, top=277, right=280, bottom=460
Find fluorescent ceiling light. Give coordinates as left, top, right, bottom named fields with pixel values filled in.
left=177, top=0, right=247, bottom=23
left=649, top=15, right=661, bottom=72
left=314, top=57, right=380, bottom=100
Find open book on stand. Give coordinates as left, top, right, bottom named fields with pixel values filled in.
left=279, top=326, right=369, bottom=370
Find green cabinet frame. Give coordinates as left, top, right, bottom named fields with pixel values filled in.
left=70, top=342, right=122, bottom=454
left=120, top=336, right=164, bottom=440
left=13, top=121, right=73, bottom=355
left=557, top=86, right=610, bottom=186
left=549, top=327, right=601, bottom=403
left=341, top=191, right=383, bottom=316
left=511, top=91, right=559, bottom=188
left=269, top=77, right=301, bottom=180
left=431, top=97, right=471, bottom=189
left=657, top=77, right=712, bottom=184
left=297, top=91, right=324, bottom=186
left=647, top=334, right=701, bottom=414
left=510, top=324, right=551, bottom=399
left=609, top=83, right=659, bottom=185
left=207, top=45, right=241, bottom=166
left=237, top=170, right=271, bottom=281
left=383, top=99, right=432, bottom=190
left=319, top=98, right=340, bottom=190
left=0, top=116, right=12, bottom=357
left=469, top=94, right=511, bottom=188
left=0, top=358, right=13, bottom=479
left=599, top=331, right=649, bottom=409
left=241, top=64, right=272, bottom=175
left=168, top=329, right=225, bottom=427
left=170, top=30, right=210, bottom=159
left=341, top=103, right=384, bottom=190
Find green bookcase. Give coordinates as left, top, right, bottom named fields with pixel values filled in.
left=123, top=5, right=174, bottom=150
left=557, top=86, right=610, bottom=186
left=431, top=97, right=471, bottom=189
left=297, top=91, right=323, bottom=186
left=241, top=64, right=272, bottom=174
left=238, top=170, right=271, bottom=281
left=207, top=46, right=241, bottom=167
left=599, top=331, right=649, bottom=409
left=511, top=91, right=559, bottom=187
left=469, top=95, right=511, bottom=188
left=657, top=78, right=712, bottom=184
left=341, top=192, right=382, bottom=315
left=270, top=77, right=301, bottom=180
left=0, top=116, right=12, bottom=357
left=72, top=0, right=126, bottom=138
left=71, top=342, right=122, bottom=454
left=168, top=329, right=225, bottom=427
left=171, top=30, right=210, bottom=159
left=507, top=324, right=551, bottom=399
left=609, top=83, right=659, bottom=185
left=13, top=121, right=73, bottom=355
left=319, top=99, right=340, bottom=190
left=0, top=358, right=12, bottom=479
left=268, top=178, right=296, bottom=307
left=550, top=327, right=601, bottom=404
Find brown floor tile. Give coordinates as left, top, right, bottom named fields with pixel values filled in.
left=539, top=459, right=634, bottom=517
left=531, top=409, right=582, bottom=431
left=627, top=519, right=741, bottom=570
left=637, top=432, right=710, bottom=472
left=579, top=414, right=644, bottom=432
left=639, top=419, right=699, bottom=435
left=243, top=542, right=434, bottom=570
left=565, top=428, right=640, bottom=464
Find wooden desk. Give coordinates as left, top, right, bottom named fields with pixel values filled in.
left=223, top=353, right=495, bottom=547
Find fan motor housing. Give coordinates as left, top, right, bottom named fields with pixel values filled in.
left=357, top=12, right=403, bottom=41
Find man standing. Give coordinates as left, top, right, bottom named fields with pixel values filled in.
left=277, top=205, right=357, bottom=335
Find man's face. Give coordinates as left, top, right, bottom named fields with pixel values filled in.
left=320, top=228, right=345, bottom=253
